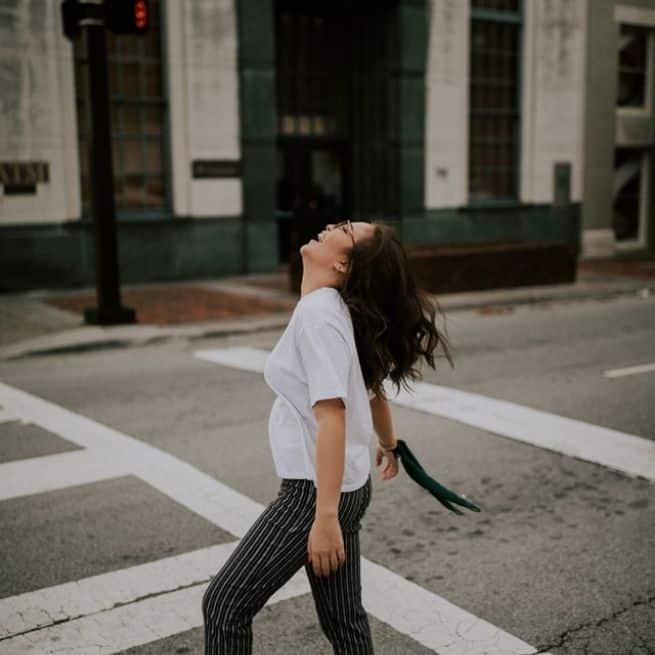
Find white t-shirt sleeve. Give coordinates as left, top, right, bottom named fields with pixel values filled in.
left=297, top=320, right=351, bottom=409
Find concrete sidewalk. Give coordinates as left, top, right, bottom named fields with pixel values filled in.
left=1, top=261, right=653, bottom=361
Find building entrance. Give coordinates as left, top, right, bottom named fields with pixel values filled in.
left=274, top=2, right=397, bottom=262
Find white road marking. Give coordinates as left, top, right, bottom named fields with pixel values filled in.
left=195, top=347, right=655, bottom=482
left=0, top=543, right=238, bottom=640
left=0, top=409, right=18, bottom=423
left=362, top=558, right=535, bottom=655
left=392, top=381, right=655, bottom=481
left=0, top=450, right=131, bottom=502
left=195, top=346, right=268, bottom=372
left=0, top=380, right=549, bottom=655
left=603, top=361, right=655, bottom=378
left=0, top=383, right=263, bottom=535
left=0, top=570, right=310, bottom=655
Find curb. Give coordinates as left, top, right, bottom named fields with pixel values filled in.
left=1, top=279, right=652, bottom=362
left=0, top=311, right=294, bottom=361
left=437, top=278, right=653, bottom=313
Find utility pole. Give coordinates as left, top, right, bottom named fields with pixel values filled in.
left=62, top=0, right=148, bottom=325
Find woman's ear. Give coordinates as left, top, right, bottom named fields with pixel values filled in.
left=334, top=260, right=349, bottom=275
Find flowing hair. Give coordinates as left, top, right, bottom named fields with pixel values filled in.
left=339, top=220, right=455, bottom=400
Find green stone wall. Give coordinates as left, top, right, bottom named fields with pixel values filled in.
left=235, top=0, right=278, bottom=273
left=404, top=204, right=581, bottom=253
left=0, top=218, right=243, bottom=291
left=395, top=0, right=427, bottom=226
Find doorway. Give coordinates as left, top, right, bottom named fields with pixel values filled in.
left=274, top=2, right=397, bottom=262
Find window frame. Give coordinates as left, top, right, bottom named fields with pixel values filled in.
left=467, top=1, right=523, bottom=207
left=73, top=0, right=171, bottom=221
left=616, top=23, right=654, bottom=116
left=613, top=148, right=651, bottom=250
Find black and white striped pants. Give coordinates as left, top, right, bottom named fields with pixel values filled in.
left=202, top=473, right=374, bottom=654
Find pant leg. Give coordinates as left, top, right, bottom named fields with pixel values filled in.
left=202, top=480, right=315, bottom=655
left=305, top=475, right=374, bottom=655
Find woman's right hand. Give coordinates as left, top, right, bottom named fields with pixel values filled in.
left=375, top=444, right=399, bottom=481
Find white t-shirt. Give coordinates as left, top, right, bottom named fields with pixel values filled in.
left=263, top=285, right=376, bottom=492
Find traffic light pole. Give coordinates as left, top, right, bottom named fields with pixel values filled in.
left=83, top=19, right=136, bottom=325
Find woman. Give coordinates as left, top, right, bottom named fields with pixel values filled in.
left=202, top=219, right=454, bottom=654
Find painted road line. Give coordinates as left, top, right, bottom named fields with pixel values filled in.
left=0, top=382, right=263, bottom=536
left=0, top=409, right=18, bottom=423
left=0, top=567, right=311, bottom=655
left=0, top=543, right=236, bottom=639
left=361, top=557, right=536, bottom=655
left=195, top=346, right=268, bottom=372
left=194, top=347, right=655, bottom=482
left=0, top=449, right=131, bottom=502
left=132, top=458, right=265, bottom=538
left=0, top=381, right=549, bottom=655
left=0, top=555, right=532, bottom=655
left=0, top=383, right=148, bottom=451
left=603, top=361, right=655, bottom=378
left=393, top=381, right=655, bottom=481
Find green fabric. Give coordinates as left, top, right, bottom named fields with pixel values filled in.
left=391, top=440, right=481, bottom=516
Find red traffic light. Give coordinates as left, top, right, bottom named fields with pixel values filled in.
left=134, top=0, right=147, bottom=30
left=106, top=0, right=149, bottom=34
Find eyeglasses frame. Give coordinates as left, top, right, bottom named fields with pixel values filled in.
left=327, top=219, right=355, bottom=248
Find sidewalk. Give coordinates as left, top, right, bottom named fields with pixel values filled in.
left=1, top=259, right=653, bottom=361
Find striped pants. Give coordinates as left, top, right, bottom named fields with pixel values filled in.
left=202, top=474, right=374, bottom=654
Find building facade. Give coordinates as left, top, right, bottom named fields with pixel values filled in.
left=583, top=0, right=655, bottom=258
left=1, top=0, right=653, bottom=291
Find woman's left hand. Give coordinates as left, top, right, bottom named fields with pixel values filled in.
left=307, top=516, right=346, bottom=577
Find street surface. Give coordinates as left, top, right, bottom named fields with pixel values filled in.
left=0, top=292, right=653, bottom=654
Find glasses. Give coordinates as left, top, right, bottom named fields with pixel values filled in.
left=326, top=220, right=355, bottom=247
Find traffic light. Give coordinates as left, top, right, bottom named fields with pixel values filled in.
left=61, top=0, right=81, bottom=41
left=106, top=0, right=149, bottom=34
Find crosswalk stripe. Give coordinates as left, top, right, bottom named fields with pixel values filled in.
left=0, top=543, right=237, bottom=640
left=603, top=361, right=655, bottom=378
left=195, top=346, right=268, bottom=371
left=0, top=409, right=18, bottom=423
left=0, top=570, right=310, bottom=655
left=392, top=381, right=655, bottom=481
left=361, top=557, right=538, bottom=654
left=0, top=449, right=130, bottom=502
left=194, top=347, right=655, bottom=482
left=0, top=380, right=549, bottom=655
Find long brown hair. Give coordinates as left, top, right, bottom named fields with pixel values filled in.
left=340, top=220, right=455, bottom=400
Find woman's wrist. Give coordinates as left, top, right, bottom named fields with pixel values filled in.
left=377, top=437, right=398, bottom=452
left=315, top=509, right=338, bottom=521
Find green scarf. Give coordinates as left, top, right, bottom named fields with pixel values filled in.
left=391, top=439, right=481, bottom=516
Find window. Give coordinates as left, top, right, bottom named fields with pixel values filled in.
left=617, top=24, right=651, bottom=109
left=613, top=148, right=649, bottom=246
left=74, top=0, right=167, bottom=215
left=471, top=0, right=519, bottom=9
left=276, top=12, right=350, bottom=140
left=469, top=0, right=522, bottom=202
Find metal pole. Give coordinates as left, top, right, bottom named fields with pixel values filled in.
left=83, top=16, right=136, bottom=325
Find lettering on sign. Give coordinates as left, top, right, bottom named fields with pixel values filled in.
left=0, top=161, right=50, bottom=186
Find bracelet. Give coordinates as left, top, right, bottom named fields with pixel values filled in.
left=378, top=441, right=398, bottom=453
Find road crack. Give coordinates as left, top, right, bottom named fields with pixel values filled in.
left=520, top=592, right=655, bottom=655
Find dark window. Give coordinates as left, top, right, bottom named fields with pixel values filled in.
left=276, top=13, right=350, bottom=140
left=74, top=0, right=167, bottom=214
left=275, top=5, right=395, bottom=223
left=469, top=1, right=522, bottom=202
left=613, top=148, right=646, bottom=242
left=617, top=24, right=650, bottom=108
left=471, top=0, right=519, bottom=10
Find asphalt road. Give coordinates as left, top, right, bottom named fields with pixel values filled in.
left=0, top=292, right=653, bottom=654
